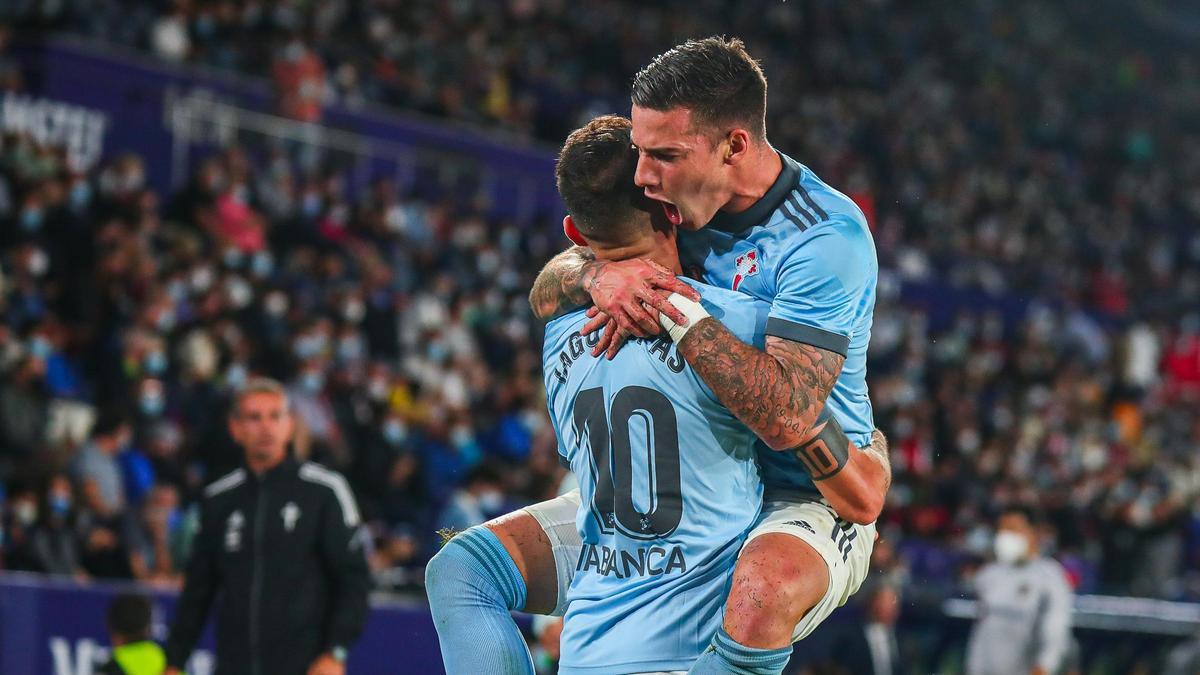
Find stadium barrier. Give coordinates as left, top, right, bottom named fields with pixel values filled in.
left=0, top=573, right=445, bottom=675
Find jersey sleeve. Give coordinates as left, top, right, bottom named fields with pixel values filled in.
left=766, top=216, right=875, bottom=356
left=695, top=286, right=770, bottom=349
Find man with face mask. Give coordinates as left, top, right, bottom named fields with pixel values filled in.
left=435, top=465, right=505, bottom=534
left=966, top=507, right=1074, bottom=675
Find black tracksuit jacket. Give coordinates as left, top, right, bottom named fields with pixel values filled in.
left=165, top=457, right=370, bottom=674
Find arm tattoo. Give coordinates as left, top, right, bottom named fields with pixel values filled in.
left=678, top=319, right=844, bottom=450
left=527, top=246, right=601, bottom=321
left=862, top=430, right=893, bottom=491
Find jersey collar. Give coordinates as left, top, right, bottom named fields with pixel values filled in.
left=707, top=152, right=800, bottom=233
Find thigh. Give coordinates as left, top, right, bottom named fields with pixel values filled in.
left=486, top=489, right=582, bottom=616
left=742, top=500, right=876, bottom=643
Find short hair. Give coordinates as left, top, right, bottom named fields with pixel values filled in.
left=998, top=504, right=1041, bottom=527
left=107, top=593, right=152, bottom=642
left=231, top=377, right=290, bottom=416
left=92, top=409, right=129, bottom=439
left=632, top=36, right=768, bottom=140
left=555, top=115, right=647, bottom=246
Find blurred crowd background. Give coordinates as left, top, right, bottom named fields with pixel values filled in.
left=1, top=0, right=1198, bottom=656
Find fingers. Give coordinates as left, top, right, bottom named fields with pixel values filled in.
left=605, top=327, right=629, bottom=360
left=625, top=299, right=661, bottom=337
left=641, top=290, right=689, bottom=326
left=645, top=261, right=701, bottom=301
left=581, top=310, right=609, bottom=336
left=591, top=318, right=618, bottom=357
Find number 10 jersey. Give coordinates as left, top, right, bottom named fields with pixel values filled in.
left=542, top=278, right=768, bottom=675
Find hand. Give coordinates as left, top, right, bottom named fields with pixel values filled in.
left=1030, top=668, right=1047, bottom=675
left=580, top=259, right=700, bottom=358
left=163, top=668, right=182, bottom=675
left=307, top=654, right=345, bottom=675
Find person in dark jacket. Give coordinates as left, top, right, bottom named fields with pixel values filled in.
left=98, top=593, right=166, bottom=675
left=826, top=582, right=905, bottom=675
left=164, top=377, right=369, bottom=675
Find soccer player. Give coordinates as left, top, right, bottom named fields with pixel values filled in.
left=428, top=115, right=768, bottom=674
left=428, top=114, right=889, bottom=674
left=528, top=37, right=891, bottom=674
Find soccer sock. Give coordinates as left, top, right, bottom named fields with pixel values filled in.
left=687, top=627, right=792, bottom=675
left=425, top=526, right=535, bottom=675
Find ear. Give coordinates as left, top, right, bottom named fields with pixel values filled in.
left=562, top=215, right=589, bottom=247
left=726, top=129, right=753, bottom=165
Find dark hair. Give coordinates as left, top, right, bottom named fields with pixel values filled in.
left=92, top=409, right=129, bottom=439
left=998, top=504, right=1041, bottom=527
left=107, top=593, right=153, bottom=642
left=632, top=36, right=767, bottom=140
left=555, top=115, right=646, bottom=245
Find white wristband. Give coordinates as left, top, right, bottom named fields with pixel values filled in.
left=657, top=292, right=711, bottom=342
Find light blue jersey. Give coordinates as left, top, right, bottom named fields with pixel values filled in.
left=544, top=280, right=768, bottom=674
left=678, top=152, right=877, bottom=499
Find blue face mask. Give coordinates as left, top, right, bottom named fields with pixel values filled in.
left=222, top=248, right=244, bottom=269
left=69, top=182, right=92, bottom=211
left=20, top=207, right=44, bottom=232
left=144, top=351, right=168, bottom=375
left=337, top=337, right=364, bottom=362
left=382, top=420, right=408, bottom=446
left=251, top=251, right=274, bottom=278
left=140, top=393, right=166, bottom=416
left=301, top=371, right=325, bottom=393
left=28, top=336, right=54, bottom=360
left=225, top=363, right=248, bottom=389
left=48, top=495, right=72, bottom=517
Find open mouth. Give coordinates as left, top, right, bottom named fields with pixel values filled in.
left=661, top=201, right=683, bottom=226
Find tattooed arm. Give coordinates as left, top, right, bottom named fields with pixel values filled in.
left=528, top=247, right=702, bottom=349
left=528, top=246, right=598, bottom=321
left=677, top=322, right=890, bottom=523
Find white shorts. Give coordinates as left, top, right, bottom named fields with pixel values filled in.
left=522, top=491, right=874, bottom=643
left=521, top=488, right=583, bottom=617
left=744, top=499, right=875, bottom=642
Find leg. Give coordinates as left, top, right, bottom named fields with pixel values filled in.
left=690, top=501, right=875, bottom=675
left=723, top=533, right=830, bottom=649
left=426, top=491, right=581, bottom=674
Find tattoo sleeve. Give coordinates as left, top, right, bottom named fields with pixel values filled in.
left=528, top=246, right=600, bottom=321
left=862, top=429, right=893, bottom=491
left=677, top=319, right=844, bottom=451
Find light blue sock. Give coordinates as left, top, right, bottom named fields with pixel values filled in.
left=687, top=628, right=792, bottom=675
left=425, top=527, right=534, bottom=675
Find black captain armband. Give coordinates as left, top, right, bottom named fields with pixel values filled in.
left=791, top=411, right=851, bottom=481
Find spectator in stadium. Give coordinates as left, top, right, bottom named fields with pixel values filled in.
left=164, top=377, right=369, bottom=675
left=71, top=412, right=131, bottom=520
left=966, top=506, right=1073, bottom=675
left=435, top=464, right=505, bottom=535
left=97, top=593, right=166, bottom=675
left=825, top=582, right=905, bottom=675
left=30, top=473, right=86, bottom=580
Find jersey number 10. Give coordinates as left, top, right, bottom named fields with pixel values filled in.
left=573, top=386, right=683, bottom=540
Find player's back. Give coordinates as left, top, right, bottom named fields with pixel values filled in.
left=543, top=280, right=768, bottom=675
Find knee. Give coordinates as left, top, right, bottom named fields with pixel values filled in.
left=424, top=537, right=464, bottom=601
left=723, top=539, right=830, bottom=647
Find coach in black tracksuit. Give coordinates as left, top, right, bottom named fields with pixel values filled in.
left=165, top=378, right=370, bottom=675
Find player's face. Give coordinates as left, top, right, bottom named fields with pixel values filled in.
left=631, top=106, right=731, bottom=231
left=229, top=392, right=294, bottom=464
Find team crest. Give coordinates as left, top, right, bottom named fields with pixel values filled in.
left=281, top=502, right=301, bottom=532
left=733, top=250, right=759, bottom=290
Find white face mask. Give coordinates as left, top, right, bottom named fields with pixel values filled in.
left=994, top=530, right=1030, bottom=564
left=478, top=490, right=503, bottom=513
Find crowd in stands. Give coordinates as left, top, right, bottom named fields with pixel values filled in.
left=1, top=0, right=1198, bottom=610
